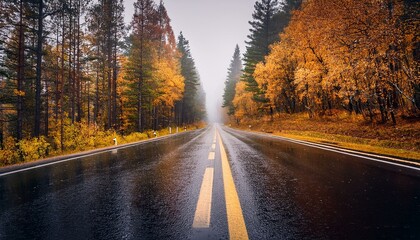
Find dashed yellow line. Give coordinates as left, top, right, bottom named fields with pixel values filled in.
left=208, top=152, right=215, bottom=160
left=192, top=167, right=214, bottom=228
left=213, top=130, right=217, bottom=143
left=217, top=129, right=249, bottom=240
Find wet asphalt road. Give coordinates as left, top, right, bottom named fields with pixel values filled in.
left=0, top=125, right=419, bottom=239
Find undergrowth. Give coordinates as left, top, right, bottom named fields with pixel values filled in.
left=0, top=121, right=206, bottom=167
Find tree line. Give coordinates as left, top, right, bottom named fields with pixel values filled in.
left=0, top=0, right=206, bottom=152
left=224, top=0, right=419, bottom=125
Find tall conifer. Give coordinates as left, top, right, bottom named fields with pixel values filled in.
left=223, top=45, right=242, bottom=115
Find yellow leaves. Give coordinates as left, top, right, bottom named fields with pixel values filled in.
left=233, top=81, right=258, bottom=119
left=231, top=0, right=417, bottom=122
left=152, top=58, right=184, bottom=106
left=254, top=40, right=297, bottom=106
left=14, top=89, right=25, bottom=97
left=0, top=137, right=51, bottom=165
left=16, top=137, right=50, bottom=162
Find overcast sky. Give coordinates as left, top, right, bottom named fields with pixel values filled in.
left=124, top=0, right=256, bottom=122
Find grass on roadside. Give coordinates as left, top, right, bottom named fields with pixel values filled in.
left=229, top=112, right=420, bottom=162
left=0, top=121, right=207, bottom=167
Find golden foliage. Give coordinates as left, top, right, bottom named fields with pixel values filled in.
left=152, top=58, right=184, bottom=106
left=233, top=81, right=259, bottom=119
left=251, top=0, right=418, bottom=120
left=0, top=137, right=50, bottom=166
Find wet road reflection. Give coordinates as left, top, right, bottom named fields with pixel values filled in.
left=1, top=125, right=419, bottom=239
left=0, top=129, right=212, bottom=240
left=220, top=127, right=420, bottom=239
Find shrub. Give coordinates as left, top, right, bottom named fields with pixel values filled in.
left=122, top=132, right=148, bottom=143
left=0, top=137, right=19, bottom=166
left=16, top=137, right=50, bottom=162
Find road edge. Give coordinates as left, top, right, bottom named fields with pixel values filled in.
left=0, top=127, right=208, bottom=176
left=223, top=126, right=420, bottom=175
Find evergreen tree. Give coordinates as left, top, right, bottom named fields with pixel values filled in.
left=282, top=0, right=303, bottom=14
left=87, top=0, right=125, bottom=130
left=242, top=0, right=302, bottom=116
left=177, top=32, right=205, bottom=124
left=223, top=45, right=242, bottom=115
left=0, top=0, right=38, bottom=140
left=243, top=0, right=281, bottom=102
left=126, top=0, right=158, bottom=132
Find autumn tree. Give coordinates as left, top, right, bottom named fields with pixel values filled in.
left=0, top=0, right=205, bottom=161
left=254, top=37, right=298, bottom=114
left=251, top=0, right=419, bottom=124
left=236, top=0, right=301, bottom=120
left=125, top=0, right=158, bottom=132
left=233, top=81, right=259, bottom=121
left=150, top=1, right=184, bottom=130
left=124, top=0, right=187, bottom=131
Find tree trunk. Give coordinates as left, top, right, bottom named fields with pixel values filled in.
left=94, top=48, right=99, bottom=123
left=60, top=9, right=65, bottom=152
left=17, top=0, right=24, bottom=140
left=34, top=0, right=44, bottom=137
left=69, top=0, right=75, bottom=124
left=76, top=0, right=82, bottom=122
left=45, top=78, right=49, bottom=137
left=112, top=31, right=118, bottom=130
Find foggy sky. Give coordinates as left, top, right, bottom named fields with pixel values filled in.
left=124, top=0, right=256, bottom=122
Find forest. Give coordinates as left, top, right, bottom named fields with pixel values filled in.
left=0, top=0, right=206, bottom=164
left=224, top=0, right=420, bottom=124
left=223, top=0, right=419, bottom=159
left=224, top=0, right=418, bottom=123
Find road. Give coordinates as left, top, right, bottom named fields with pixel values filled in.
left=1, top=125, right=419, bottom=239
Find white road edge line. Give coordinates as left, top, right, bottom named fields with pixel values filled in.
left=228, top=128, right=420, bottom=172
left=0, top=127, right=212, bottom=178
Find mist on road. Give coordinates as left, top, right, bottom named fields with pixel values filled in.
left=124, top=0, right=256, bottom=122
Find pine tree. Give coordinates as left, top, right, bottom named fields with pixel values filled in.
left=243, top=0, right=281, bottom=102
left=0, top=0, right=38, bottom=140
left=87, top=0, right=125, bottom=130
left=127, top=0, right=159, bottom=132
left=241, top=0, right=302, bottom=119
left=223, top=45, right=242, bottom=116
left=177, top=32, right=205, bottom=124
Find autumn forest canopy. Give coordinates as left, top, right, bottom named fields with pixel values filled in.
left=223, top=0, right=419, bottom=126
left=0, top=0, right=206, bottom=163
left=0, top=0, right=419, bottom=164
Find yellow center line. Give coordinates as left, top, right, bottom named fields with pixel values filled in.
left=211, top=143, right=216, bottom=150
left=208, top=152, right=215, bottom=160
left=213, top=130, right=217, bottom=143
left=192, top=167, right=214, bottom=228
left=217, top=129, right=249, bottom=240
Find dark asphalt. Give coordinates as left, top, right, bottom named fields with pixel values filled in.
left=0, top=125, right=419, bottom=239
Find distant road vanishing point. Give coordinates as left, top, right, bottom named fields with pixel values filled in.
left=1, top=124, right=419, bottom=239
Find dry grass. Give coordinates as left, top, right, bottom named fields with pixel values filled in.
left=229, top=112, right=420, bottom=161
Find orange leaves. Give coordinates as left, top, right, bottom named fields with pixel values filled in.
left=14, top=89, right=25, bottom=97
left=233, top=81, right=259, bottom=119
left=248, top=0, right=418, bottom=119
left=152, top=58, right=184, bottom=106
left=254, top=41, right=295, bottom=107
